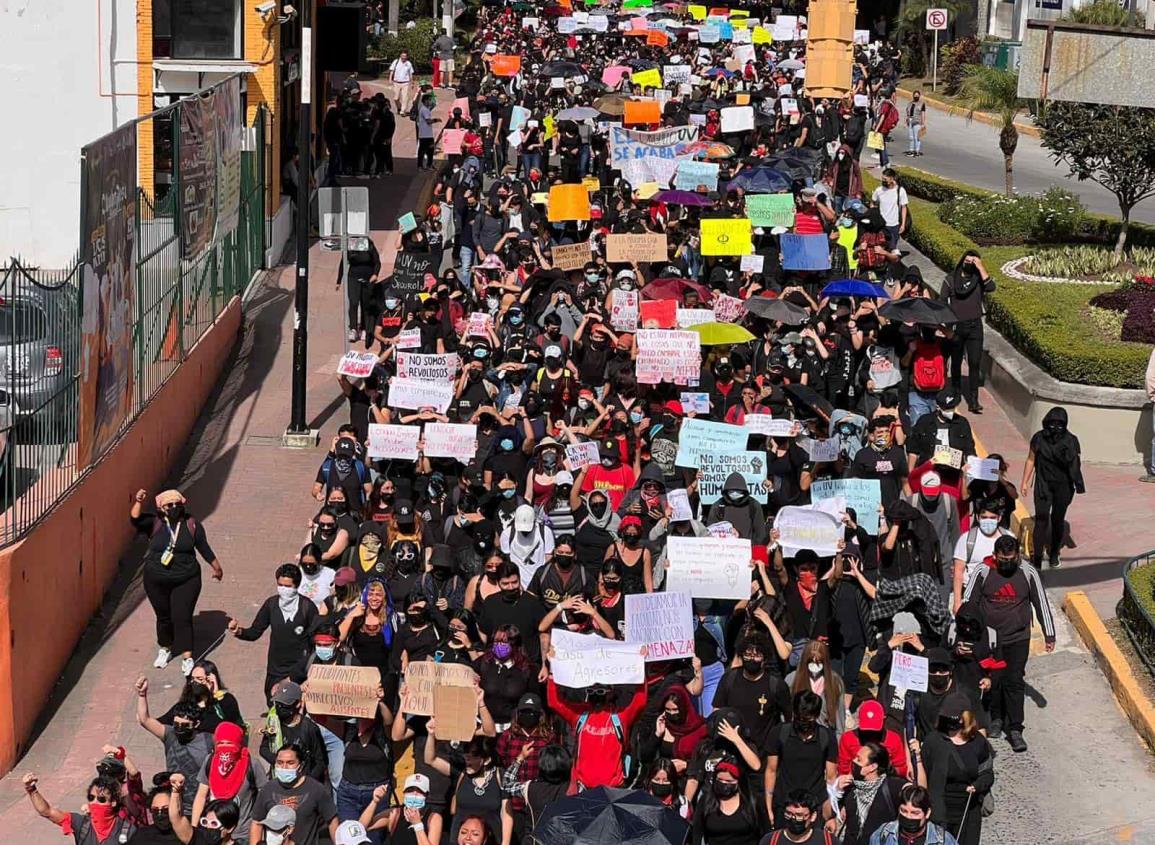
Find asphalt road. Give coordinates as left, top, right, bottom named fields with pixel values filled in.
left=882, top=106, right=1155, bottom=225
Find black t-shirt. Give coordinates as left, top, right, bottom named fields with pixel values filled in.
left=758, top=827, right=827, bottom=845
left=132, top=513, right=216, bottom=583
left=763, top=723, right=837, bottom=809
left=454, top=379, right=492, bottom=422
left=342, top=728, right=393, bottom=784
left=477, top=592, right=546, bottom=662
left=251, top=777, right=336, bottom=845
left=485, top=449, right=529, bottom=483
left=712, top=668, right=793, bottom=747
left=695, top=800, right=762, bottom=845
left=390, top=624, right=441, bottom=671
left=128, top=825, right=180, bottom=845
left=528, top=561, right=593, bottom=609
left=849, top=445, right=909, bottom=507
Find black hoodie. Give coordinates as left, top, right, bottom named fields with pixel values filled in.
left=1029, top=406, right=1086, bottom=493
left=939, top=250, right=995, bottom=322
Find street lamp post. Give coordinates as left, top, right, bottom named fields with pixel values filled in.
left=288, top=1, right=313, bottom=438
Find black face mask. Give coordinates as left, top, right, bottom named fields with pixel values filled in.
left=650, top=781, right=674, bottom=798
left=330, top=501, right=349, bottom=515
left=851, top=762, right=865, bottom=780
left=554, top=554, right=575, bottom=570
left=741, top=657, right=763, bottom=676
left=302, top=562, right=321, bottom=576
left=519, top=710, right=541, bottom=728
left=501, top=588, right=520, bottom=603
left=408, top=608, right=428, bottom=626
left=794, top=719, right=817, bottom=740
left=898, top=816, right=924, bottom=834
left=152, top=815, right=173, bottom=833
left=198, top=830, right=224, bottom=845
left=939, top=716, right=963, bottom=733
left=174, top=726, right=196, bottom=743
left=712, top=780, right=739, bottom=799
left=162, top=505, right=184, bottom=521
left=274, top=703, right=297, bottom=723
left=928, top=673, right=952, bottom=693
left=785, top=817, right=810, bottom=836
left=621, top=532, right=641, bottom=546
left=995, top=557, right=1018, bottom=576
left=589, top=500, right=608, bottom=518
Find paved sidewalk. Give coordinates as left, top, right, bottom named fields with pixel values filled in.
left=0, top=101, right=441, bottom=842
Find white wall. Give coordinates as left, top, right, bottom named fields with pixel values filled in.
left=0, top=0, right=139, bottom=267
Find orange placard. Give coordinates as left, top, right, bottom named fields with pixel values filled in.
left=547, top=184, right=592, bottom=222
left=709, top=6, right=729, bottom=16
left=623, top=99, right=662, bottom=126
left=491, top=55, right=522, bottom=77
left=626, top=28, right=649, bottom=36
left=646, top=30, right=670, bottom=47
left=735, top=93, right=750, bottom=105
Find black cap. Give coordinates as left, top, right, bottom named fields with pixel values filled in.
left=936, top=388, right=961, bottom=409
left=926, top=647, right=953, bottom=669
left=335, top=439, right=357, bottom=457
left=394, top=499, right=415, bottom=523
left=517, top=692, right=544, bottom=711
left=938, top=691, right=970, bottom=719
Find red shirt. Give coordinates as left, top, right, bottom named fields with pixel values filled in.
left=548, top=677, right=647, bottom=788
left=581, top=463, right=636, bottom=512
left=837, top=727, right=909, bottom=778
left=794, top=209, right=825, bottom=235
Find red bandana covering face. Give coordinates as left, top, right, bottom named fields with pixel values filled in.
left=208, top=722, right=250, bottom=800
left=88, top=803, right=117, bottom=841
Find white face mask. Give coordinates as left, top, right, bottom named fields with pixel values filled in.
left=808, top=661, right=823, bottom=676
left=266, top=832, right=287, bottom=845
left=940, top=409, right=954, bottom=419
left=979, top=517, right=999, bottom=535
left=277, top=585, right=298, bottom=601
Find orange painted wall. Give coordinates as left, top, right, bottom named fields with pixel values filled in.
left=0, top=297, right=242, bottom=775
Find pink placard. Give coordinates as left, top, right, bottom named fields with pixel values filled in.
left=602, top=65, right=631, bottom=86
left=442, top=129, right=466, bottom=155
left=451, top=97, right=471, bottom=119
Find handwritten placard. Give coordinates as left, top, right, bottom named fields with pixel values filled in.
left=810, top=478, right=882, bottom=535
left=675, top=417, right=749, bottom=466
left=303, top=664, right=381, bottom=719
left=679, top=392, right=710, bottom=414
left=338, top=351, right=379, bottom=378
left=367, top=424, right=421, bottom=460
left=395, top=328, right=422, bottom=349
left=387, top=378, right=455, bottom=413
left=611, top=290, right=640, bottom=331
left=606, top=233, right=668, bottom=263
left=773, top=505, right=842, bottom=556
left=423, top=423, right=477, bottom=462
left=552, top=241, right=591, bottom=271
left=890, top=651, right=929, bottom=692
left=566, top=441, right=600, bottom=470
left=744, top=416, right=799, bottom=437
left=550, top=630, right=645, bottom=687
left=665, top=535, right=752, bottom=599
left=625, top=592, right=694, bottom=661
left=401, top=661, right=478, bottom=716
left=966, top=455, right=1000, bottom=482
left=397, top=352, right=460, bottom=381
left=932, top=445, right=964, bottom=469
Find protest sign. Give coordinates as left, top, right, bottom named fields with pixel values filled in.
left=523, top=15, right=540, bottom=27
left=966, top=455, right=1000, bottom=482
left=441, top=129, right=466, bottom=155
left=663, top=64, right=692, bottom=85
left=854, top=28, right=871, bottom=43
left=781, top=234, right=831, bottom=271
left=603, top=65, right=632, bottom=86
left=674, top=160, right=720, bottom=191
left=780, top=97, right=799, bottom=117
left=478, top=112, right=493, bottom=128
left=932, top=445, right=964, bottom=469
left=423, top=423, right=477, bottom=463
left=700, top=217, right=753, bottom=256
left=641, top=299, right=677, bottom=328
left=745, top=193, right=796, bottom=228
left=548, top=183, right=592, bottom=221
left=675, top=417, right=748, bottom=466
left=636, top=329, right=700, bottom=386
left=367, top=424, right=421, bottom=460
left=558, top=16, right=578, bottom=32
left=589, top=13, right=609, bottom=30
left=713, top=293, right=746, bottom=323
left=550, top=630, right=645, bottom=687
left=624, top=99, right=662, bottom=125
left=720, top=106, right=754, bottom=133
left=646, top=30, right=670, bottom=47
left=697, top=451, right=768, bottom=504
left=433, top=685, right=478, bottom=741
left=773, top=506, right=842, bottom=556
left=509, top=105, right=531, bottom=132
left=610, top=290, right=640, bottom=331
left=609, top=125, right=700, bottom=186
left=401, top=662, right=477, bottom=716
left=740, top=253, right=765, bottom=273
left=337, top=351, right=379, bottom=379
left=688, top=3, right=707, bottom=18
left=566, top=441, right=600, bottom=470
left=492, top=55, right=522, bottom=76
left=625, top=592, right=694, bottom=661
left=395, top=328, right=421, bottom=349
left=752, top=25, right=772, bottom=42
left=890, top=651, right=929, bottom=692
left=666, top=536, right=752, bottom=599
left=387, top=379, right=455, bottom=413
left=396, top=352, right=460, bottom=381
left=467, top=312, right=492, bottom=337
left=667, top=488, right=693, bottom=522
left=552, top=241, right=591, bottom=271
left=398, top=212, right=418, bottom=233
left=698, top=23, right=721, bottom=42
left=805, top=437, right=841, bottom=463
left=606, top=233, right=668, bottom=263
left=744, top=416, right=799, bottom=437
left=303, top=664, right=381, bottom=719
left=810, top=478, right=882, bottom=534
left=676, top=307, right=715, bottom=327
left=392, top=251, right=441, bottom=296
left=679, top=391, right=710, bottom=414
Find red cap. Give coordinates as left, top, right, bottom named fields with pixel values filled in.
left=663, top=400, right=684, bottom=417
left=334, top=567, right=358, bottom=587
left=621, top=515, right=643, bottom=530
left=715, top=761, right=741, bottom=780
left=857, top=700, right=885, bottom=732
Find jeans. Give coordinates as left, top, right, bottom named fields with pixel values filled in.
left=908, top=123, right=922, bottom=153
left=1149, top=410, right=1155, bottom=475
left=907, top=389, right=937, bottom=426
left=318, top=723, right=346, bottom=793
left=336, top=780, right=388, bottom=845
left=878, top=139, right=889, bottom=167
left=834, top=643, right=867, bottom=698
left=521, top=151, right=542, bottom=176
left=885, top=224, right=901, bottom=250
left=579, top=145, right=591, bottom=176
left=459, top=245, right=475, bottom=280
left=698, top=660, right=725, bottom=715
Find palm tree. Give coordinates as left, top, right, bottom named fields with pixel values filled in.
left=954, top=66, right=1027, bottom=197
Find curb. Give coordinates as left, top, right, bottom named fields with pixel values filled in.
left=1064, top=590, right=1155, bottom=752
left=894, top=87, right=1040, bottom=139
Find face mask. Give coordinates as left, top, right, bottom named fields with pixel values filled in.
left=785, top=817, right=809, bottom=836
left=742, top=657, right=763, bottom=675
left=578, top=399, right=591, bottom=411
left=712, top=780, right=739, bottom=799
left=629, top=411, right=643, bottom=424
left=408, top=608, right=428, bottom=625
left=602, top=579, right=621, bottom=594
left=501, top=588, right=520, bottom=603
left=601, top=457, right=617, bottom=469
left=153, top=815, right=173, bottom=833
left=492, top=642, right=512, bottom=660
left=274, top=703, right=297, bottom=723
left=798, top=571, right=819, bottom=590
left=929, top=673, right=951, bottom=693
left=199, top=829, right=223, bottom=845
left=589, top=499, right=608, bottom=518
left=650, top=781, right=674, bottom=798
left=898, top=816, right=924, bottom=834
left=542, top=453, right=558, bottom=468
left=586, top=272, right=600, bottom=283
left=404, top=794, right=427, bottom=810
left=996, top=556, right=1018, bottom=575
left=940, top=409, right=955, bottom=419
left=385, top=298, right=399, bottom=310
left=807, top=661, right=823, bottom=676
left=468, top=369, right=482, bottom=382
left=622, top=532, right=641, bottom=546
left=266, top=831, right=287, bottom=845
left=315, top=645, right=336, bottom=661
left=274, top=766, right=298, bottom=784
left=873, top=436, right=889, bottom=450
left=502, top=488, right=516, bottom=499
left=500, top=438, right=515, bottom=452
left=794, top=719, right=817, bottom=739
left=979, top=517, right=999, bottom=535
left=851, top=762, right=865, bottom=780
left=509, top=315, right=524, bottom=326
left=174, top=726, right=196, bottom=743
left=277, top=585, right=297, bottom=601
left=302, top=562, right=320, bottom=576
left=725, top=490, right=746, bottom=503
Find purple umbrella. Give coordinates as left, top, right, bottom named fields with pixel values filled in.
left=652, top=190, right=714, bottom=206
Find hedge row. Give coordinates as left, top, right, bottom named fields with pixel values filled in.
left=889, top=165, right=1155, bottom=249
left=862, top=171, right=1150, bottom=388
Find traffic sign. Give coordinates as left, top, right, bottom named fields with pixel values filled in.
left=926, top=8, right=948, bottom=29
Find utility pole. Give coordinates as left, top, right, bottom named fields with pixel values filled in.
left=287, top=1, right=314, bottom=442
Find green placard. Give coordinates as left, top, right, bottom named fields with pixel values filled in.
left=745, top=193, right=796, bottom=229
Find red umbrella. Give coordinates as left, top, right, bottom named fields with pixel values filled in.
left=641, top=276, right=715, bottom=304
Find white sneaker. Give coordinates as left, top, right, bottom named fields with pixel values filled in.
left=180, top=657, right=195, bottom=676
left=348, top=329, right=358, bottom=342
left=153, top=647, right=171, bottom=669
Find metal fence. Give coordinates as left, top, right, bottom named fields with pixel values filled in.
left=0, top=76, right=267, bottom=545
left=1119, top=551, right=1155, bottom=674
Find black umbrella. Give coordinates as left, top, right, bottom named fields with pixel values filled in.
left=879, top=297, right=960, bottom=325
left=783, top=383, right=834, bottom=424
left=744, top=296, right=809, bottom=323
left=540, top=61, right=586, bottom=78
left=531, top=787, right=689, bottom=845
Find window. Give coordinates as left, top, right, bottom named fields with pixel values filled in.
left=153, top=0, right=243, bottom=60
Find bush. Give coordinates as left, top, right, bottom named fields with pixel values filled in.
left=367, top=19, right=439, bottom=71
left=938, top=188, right=1085, bottom=245
left=1022, top=246, right=1155, bottom=283
left=1089, top=279, right=1155, bottom=343
left=940, top=37, right=982, bottom=95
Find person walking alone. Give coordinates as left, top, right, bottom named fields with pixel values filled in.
left=905, top=91, right=927, bottom=157
left=939, top=251, right=995, bottom=414
left=388, top=51, right=416, bottom=116
left=1022, top=406, right=1085, bottom=568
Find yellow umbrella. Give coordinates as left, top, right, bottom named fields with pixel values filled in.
left=685, top=321, right=755, bottom=345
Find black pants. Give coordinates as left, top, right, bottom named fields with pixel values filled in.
left=347, top=276, right=377, bottom=334
left=949, top=318, right=984, bottom=405
left=417, top=137, right=435, bottom=168
left=143, top=568, right=202, bottom=655
left=991, top=638, right=1030, bottom=732
left=372, top=141, right=393, bottom=175
left=1032, top=481, right=1074, bottom=563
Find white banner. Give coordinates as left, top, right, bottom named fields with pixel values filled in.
left=423, top=423, right=477, bottom=462
left=890, top=651, right=929, bottom=692
left=773, top=506, right=842, bottom=556
left=397, top=352, right=460, bottom=381
left=367, top=424, right=421, bottom=460
left=387, top=378, right=455, bottom=413
left=566, top=441, right=600, bottom=471
left=636, top=329, right=701, bottom=385
left=610, top=290, right=639, bottom=332
left=550, top=630, right=645, bottom=687
left=697, top=451, right=768, bottom=504
left=665, top=536, right=752, bottom=599
left=337, top=351, right=379, bottom=378
left=744, top=416, right=800, bottom=437
left=676, top=308, right=715, bottom=327
left=609, top=125, right=699, bottom=187
left=625, top=591, right=694, bottom=662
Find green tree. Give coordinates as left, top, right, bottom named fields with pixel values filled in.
left=1036, top=102, right=1155, bottom=258
left=892, top=0, right=965, bottom=79
left=953, top=66, right=1026, bottom=197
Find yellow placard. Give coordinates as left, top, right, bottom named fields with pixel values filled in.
left=548, top=184, right=592, bottom=222
left=582, top=176, right=601, bottom=192
left=688, top=3, right=707, bottom=19
left=730, top=8, right=750, bottom=16
left=752, top=25, right=772, bottom=43
left=543, top=115, right=557, bottom=141
left=635, top=182, right=660, bottom=200
left=700, top=217, right=753, bottom=256
left=733, top=16, right=749, bottom=28
left=631, top=67, right=663, bottom=89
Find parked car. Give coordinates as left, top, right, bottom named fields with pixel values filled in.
left=0, top=283, right=78, bottom=423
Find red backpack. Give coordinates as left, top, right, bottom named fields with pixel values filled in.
left=878, top=101, right=900, bottom=136
left=912, top=338, right=946, bottom=391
